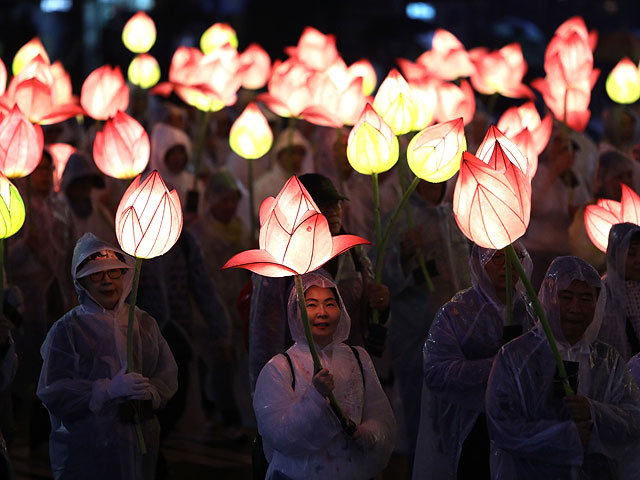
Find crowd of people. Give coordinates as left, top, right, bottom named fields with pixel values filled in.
left=0, top=89, right=640, bottom=480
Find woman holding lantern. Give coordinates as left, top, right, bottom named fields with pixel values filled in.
left=37, top=233, right=178, bottom=480
left=253, top=272, right=396, bottom=480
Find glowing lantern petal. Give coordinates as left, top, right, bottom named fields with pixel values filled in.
left=285, top=27, right=339, bottom=72
left=417, top=29, right=476, bottom=81
left=258, top=59, right=313, bottom=118
left=47, top=143, right=76, bottom=192
left=348, top=59, right=377, bottom=96
left=128, top=54, right=161, bottom=89
left=606, top=58, right=640, bottom=104
left=12, top=38, right=50, bottom=76
left=435, top=80, right=476, bottom=125
left=50, top=61, right=74, bottom=105
left=475, top=124, right=530, bottom=178
left=497, top=102, right=552, bottom=156
left=81, top=65, right=130, bottom=120
left=229, top=102, right=273, bottom=159
left=584, top=200, right=622, bottom=252
left=469, top=43, right=534, bottom=99
left=372, top=69, right=418, bottom=135
left=201, top=23, right=238, bottom=54
left=115, top=171, right=183, bottom=259
left=122, top=11, right=156, bottom=54
left=621, top=184, right=640, bottom=224
left=346, top=103, right=399, bottom=175
left=222, top=176, right=369, bottom=277
left=406, top=118, right=466, bottom=182
left=510, top=128, right=538, bottom=178
left=0, top=58, right=6, bottom=96
left=239, top=43, right=271, bottom=90
left=409, top=78, right=439, bottom=131
left=0, top=106, right=44, bottom=178
left=453, top=150, right=531, bottom=250
left=0, top=172, right=25, bottom=239
left=93, top=111, right=150, bottom=179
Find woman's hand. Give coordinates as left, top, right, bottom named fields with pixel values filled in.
left=312, top=368, right=334, bottom=397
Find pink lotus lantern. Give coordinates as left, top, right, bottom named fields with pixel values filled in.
left=497, top=102, right=552, bottom=160
left=416, top=29, right=476, bottom=80
left=585, top=184, right=640, bottom=252
left=47, top=143, right=76, bottom=192
left=348, top=59, right=377, bottom=96
left=93, top=111, right=150, bottom=180
left=285, top=27, right=339, bottom=72
left=239, top=43, right=271, bottom=90
left=50, top=61, right=75, bottom=106
left=0, top=106, right=44, bottom=178
left=475, top=125, right=530, bottom=178
left=409, top=78, right=440, bottom=131
left=12, top=38, right=50, bottom=76
left=435, top=79, right=476, bottom=125
left=116, top=171, right=183, bottom=259
left=81, top=65, right=130, bottom=121
left=223, top=175, right=368, bottom=276
left=258, top=58, right=313, bottom=118
left=469, top=43, right=534, bottom=99
left=532, top=76, right=594, bottom=132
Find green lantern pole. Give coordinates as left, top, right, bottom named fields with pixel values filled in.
left=505, top=252, right=513, bottom=327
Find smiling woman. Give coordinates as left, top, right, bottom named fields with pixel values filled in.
left=305, top=286, right=341, bottom=348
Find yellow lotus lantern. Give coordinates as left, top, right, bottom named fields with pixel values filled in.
left=372, top=69, right=418, bottom=135
left=346, top=103, right=399, bottom=175
left=122, top=11, right=156, bottom=54
left=606, top=58, right=640, bottom=105
left=12, top=38, right=50, bottom=76
left=407, top=118, right=466, bottom=183
left=200, top=23, right=238, bottom=54
left=0, top=172, right=25, bottom=239
left=128, top=54, right=161, bottom=89
left=230, top=103, right=273, bottom=160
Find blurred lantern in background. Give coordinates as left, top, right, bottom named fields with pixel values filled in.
left=585, top=184, right=640, bottom=252
left=81, top=65, right=130, bottom=120
left=0, top=172, right=25, bottom=239
left=435, top=80, right=476, bottom=125
left=229, top=102, right=273, bottom=160
left=93, top=111, right=150, bottom=179
left=201, top=23, right=238, bottom=54
left=239, top=44, right=271, bottom=90
left=47, top=143, right=76, bottom=192
left=128, top=54, right=161, bottom=89
left=606, top=58, right=640, bottom=104
left=416, top=29, right=476, bottom=81
left=12, top=38, right=50, bottom=76
left=285, top=26, right=339, bottom=72
left=258, top=58, right=313, bottom=118
left=409, top=78, right=439, bottom=131
left=372, top=69, right=418, bottom=135
left=406, top=117, right=466, bottom=183
left=122, top=11, right=156, bottom=54
left=0, top=59, right=6, bottom=97
left=0, top=106, right=44, bottom=178
left=348, top=59, right=377, bottom=96
left=469, top=43, right=535, bottom=99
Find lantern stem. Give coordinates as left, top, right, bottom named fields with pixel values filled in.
left=505, top=251, right=513, bottom=326
left=505, top=244, right=574, bottom=396
left=294, top=274, right=354, bottom=434
left=126, top=256, right=147, bottom=455
left=335, top=127, right=344, bottom=194
left=286, top=117, right=297, bottom=174
left=247, top=158, right=256, bottom=243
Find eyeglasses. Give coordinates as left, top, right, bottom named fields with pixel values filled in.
left=87, top=269, right=125, bottom=282
left=490, top=252, right=525, bottom=266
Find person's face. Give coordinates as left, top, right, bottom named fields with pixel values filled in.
left=210, top=190, right=241, bottom=224
left=318, top=201, right=343, bottom=235
left=31, top=154, right=53, bottom=195
left=558, top=280, right=598, bottom=345
left=625, top=237, right=640, bottom=281
left=277, top=145, right=306, bottom=174
left=164, top=145, right=188, bottom=174
left=305, top=286, right=341, bottom=348
left=484, top=249, right=520, bottom=293
left=80, top=268, right=125, bottom=310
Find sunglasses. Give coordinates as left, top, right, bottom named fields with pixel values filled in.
left=87, top=268, right=126, bottom=282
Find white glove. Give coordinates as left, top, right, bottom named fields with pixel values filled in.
left=108, top=366, right=152, bottom=400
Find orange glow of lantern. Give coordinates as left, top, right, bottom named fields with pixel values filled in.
left=406, top=117, right=466, bottom=183
left=453, top=149, right=531, bottom=250
left=200, top=23, right=238, bottom=54
left=239, top=43, right=271, bottom=90
left=0, top=106, right=44, bottom=178
left=372, top=69, right=418, bottom=135
left=469, top=43, right=534, bottom=99
left=497, top=102, right=552, bottom=158
left=257, top=59, right=313, bottom=118
left=346, top=103, right=399, bottom=175
left=475, top=125, right=530, bottom=179
left=229, top=102, right=273, bottom=159
left=416, top=29, right=476, bottom=81
left=128, top=54, right=161, bottom=89
left=122, top=11, right=156, bottom=54
left=116, top=171, right=183, bottom=259
left=348, top=59, right=377, bottom=96
left=285, top=27, right=339, bottom=72
left=0, top=172, right=25, bottom=239
left=47, top=143, right=76, bottom=192
left=93, top=111, right=150, bottom=179
left=435, top=79, right=476, bottom=125
left=12, top=38, right=50, bottom=76
left=606, top=58, right=640, bottom=104
left=222, top=175, right=369, bottom=277
left=81, top=65, right=130, bottom=121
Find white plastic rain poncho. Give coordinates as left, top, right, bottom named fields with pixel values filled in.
left=486, top=256, right=640, bottom=480
left=37, top=233, right=178, bottom=480
left=253, top=273, right=396, bottom=480
left=149, top=122, right=194, bottom=205
left=413, top=244, right=536, bottom=480
left=599, top=222, right=640, bottom=361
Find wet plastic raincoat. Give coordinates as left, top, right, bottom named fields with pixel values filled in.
left=486, top=256, right=640, bottom=479
left=413, top=244, right=535, bottom=479
left=599, top=222, right=640, bottom=361
left=37, top=233, right=178, bottom=480
left=253, top=273, right=396, bottom=480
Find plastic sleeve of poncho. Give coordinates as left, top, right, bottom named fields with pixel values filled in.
left=486, top=345, right=585, bottom=467
left=423, top=304, right=496, bottom=412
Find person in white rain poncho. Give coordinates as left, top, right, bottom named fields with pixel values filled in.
left=37, top=233, right=178, bottom=480
left=486, top=256, right=640, bottom=479
left=413, top=243, right=536, bottom=480
left=253, top=273, right=396, bottom=480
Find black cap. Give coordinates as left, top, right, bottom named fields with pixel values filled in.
left=299, top=173, right=348, bottom=204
